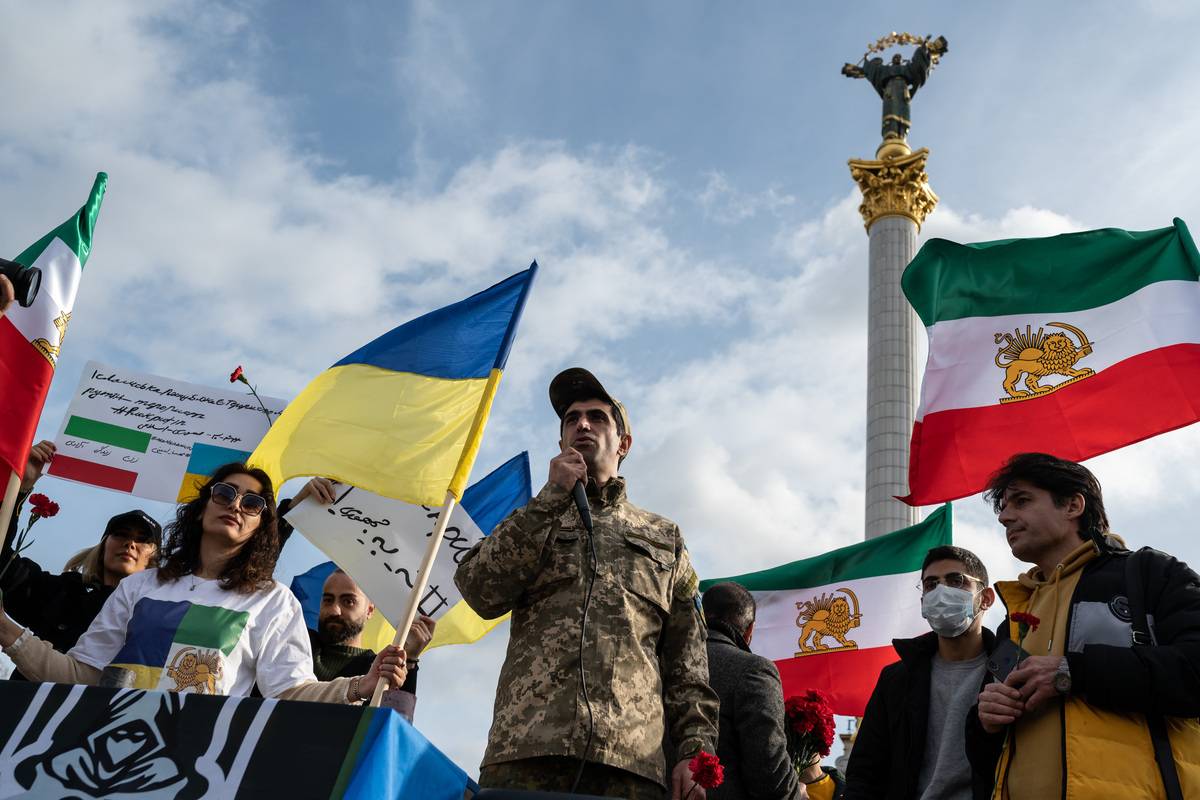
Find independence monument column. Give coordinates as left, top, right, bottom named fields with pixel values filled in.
left=842, top=33, right=947, bottom=538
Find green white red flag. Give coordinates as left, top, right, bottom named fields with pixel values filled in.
left=901, top=218, right=1200, bottom=506
left=0, top=173, right=108, bottom=479
left=700, top=505, right=951, bottom=716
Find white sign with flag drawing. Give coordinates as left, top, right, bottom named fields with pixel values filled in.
left=285, top=484, right=484, bottom=625
left=47, top=361, right=286, bottom=504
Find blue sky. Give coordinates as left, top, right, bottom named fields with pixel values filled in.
left=3, top=0, right=1200, bottom=774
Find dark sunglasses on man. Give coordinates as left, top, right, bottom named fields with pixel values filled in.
left=209, top=482, right=267, bottom=517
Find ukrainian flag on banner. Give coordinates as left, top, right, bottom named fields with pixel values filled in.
left=250, top=263, right=537, bottom=504
left=177, top=442, right=254, bottom=501
left=109, top=598, right=249, bottom=691
left=289, top=452, right=532, bottom=651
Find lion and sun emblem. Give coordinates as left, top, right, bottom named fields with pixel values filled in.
left=994, top=322, right=1095, bottom=403
left=794, top=587, right=863, bottom=656
left=165, top=647, right=222, bottom=694
left=31, top=310, right=71, bottom=366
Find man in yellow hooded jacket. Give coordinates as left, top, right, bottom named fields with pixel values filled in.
left=966, top=452, right=1200, bottom=800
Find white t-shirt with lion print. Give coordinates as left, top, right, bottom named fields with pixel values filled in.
left=71, top=568, right=316, bottom=697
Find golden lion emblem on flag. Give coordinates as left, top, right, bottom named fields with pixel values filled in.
left=166, top=647, right=222, bottom=694
left=994, top=322, right=1094, bottom=403
left=31, top=311, right=71, bottom=366
left=794, top=587, right=862, bottom=656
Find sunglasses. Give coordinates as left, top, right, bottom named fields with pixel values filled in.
left=107, top=529, right=158, bottom=546
left=209, top=482, right=267, bottom=517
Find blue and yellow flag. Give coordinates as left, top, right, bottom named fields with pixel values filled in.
left=251, top=264, right=537, bottom=504
left=289, top=452, right=532, bottom=650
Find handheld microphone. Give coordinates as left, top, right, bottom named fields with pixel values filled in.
left=572, top=480, right=593, bottom=533
left=569, top=477, right=598, bottom=794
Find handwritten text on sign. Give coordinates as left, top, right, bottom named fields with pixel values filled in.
left=285, top=484, right=484, bottom=624
left=49, top=360, right=286, bottom=503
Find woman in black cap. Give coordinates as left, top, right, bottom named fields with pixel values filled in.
left=1, top=441, right=160, bottom=673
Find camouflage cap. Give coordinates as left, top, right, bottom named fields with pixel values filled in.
left=548, top=367, right=631, bottom=436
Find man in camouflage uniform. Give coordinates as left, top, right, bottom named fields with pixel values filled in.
left=455, top=368, right=719, bottom=800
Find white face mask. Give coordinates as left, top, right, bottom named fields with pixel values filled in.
left=921, top=584, right=979, bottom=638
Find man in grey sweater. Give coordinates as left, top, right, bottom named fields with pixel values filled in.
left=844, top=546, right=997, bottom=800
left=703, top=582, right=806, bottom=800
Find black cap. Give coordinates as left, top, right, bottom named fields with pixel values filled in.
left=104, top=510, right=162, bottom=546
left=548, top=367, right=631, bottom=435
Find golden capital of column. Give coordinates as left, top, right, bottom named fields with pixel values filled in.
left=847, top=146, right=938, bottom=232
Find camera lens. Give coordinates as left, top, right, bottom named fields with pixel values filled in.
left=0, top=257, right=42, bottom=308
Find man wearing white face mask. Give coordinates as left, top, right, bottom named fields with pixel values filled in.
left=844, top=546, right=995, bottom=800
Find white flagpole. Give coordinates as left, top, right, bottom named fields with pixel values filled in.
left=369, top=489, right=459, bottom=707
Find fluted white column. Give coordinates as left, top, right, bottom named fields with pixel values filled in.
left=864, top=216, right=921, bottom=538
left=848, top=146, right=938, bottom=539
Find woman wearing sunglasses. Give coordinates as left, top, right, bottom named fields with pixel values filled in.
left=0, top=463, right=406, bottom=703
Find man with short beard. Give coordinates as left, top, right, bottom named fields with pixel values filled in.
left=311, top=569, right=434, bottom=717
left=456, top=368, right=718, bottom=800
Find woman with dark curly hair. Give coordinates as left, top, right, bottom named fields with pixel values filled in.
left=0, top=463, right=406, bottom=703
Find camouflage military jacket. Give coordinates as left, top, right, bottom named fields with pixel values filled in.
left=454, top=477, right=719, bottom=786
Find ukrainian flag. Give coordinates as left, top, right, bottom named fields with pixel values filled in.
left=289, top=452, right=532, bottom=650
left=251, top=264, right=537, bottom=504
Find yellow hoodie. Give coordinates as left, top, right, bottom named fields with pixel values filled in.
left=1001, top=538, right=1099, bottom=800
left=991, top=536, right=1200, bottom=800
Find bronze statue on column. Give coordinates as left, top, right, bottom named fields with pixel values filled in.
left=842, top=34, right=948, bottom=144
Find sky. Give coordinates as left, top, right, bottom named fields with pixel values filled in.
left=3, top=0, right=1200, bottom=777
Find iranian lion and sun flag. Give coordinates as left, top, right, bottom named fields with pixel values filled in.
left=711, top=218, right=1200, bottom=714
left=0, top=173, right=107, bottom=485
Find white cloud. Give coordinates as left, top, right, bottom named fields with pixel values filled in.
left=922, top=205, right=1085, bottom=244
left=617, top=192, right=1160, bottom=586
left=395, top=0, right=476, bottom=121
left=698, top=171, right=796, bottom=224
left=0, top=3, right=756, bottom=405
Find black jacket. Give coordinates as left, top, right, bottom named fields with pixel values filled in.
left=964, top=544, right=1200, bottom=793
left=844, top=629, right=997, bottom=800
left=1, top=495, right=112, bottom=675
left=706, top=628, right=803, bottom=800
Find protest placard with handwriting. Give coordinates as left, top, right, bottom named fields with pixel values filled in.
left=284, top=484, right=485, bottom=625
left=49, top=360, right=286, bottom=503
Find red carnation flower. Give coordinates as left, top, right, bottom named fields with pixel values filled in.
left=29, top=493, right=59, bottom=518
left=228, top=365, right=275, bottom=428
left=688, top=751, right=724, bottom=790
left=1010, top=611, right=1040, bottom=631
left=785, top=689, right=837, bottom=771
left=1, top=493, right=59, bottom=586
left=1010, top=611, right=1042, bottom=671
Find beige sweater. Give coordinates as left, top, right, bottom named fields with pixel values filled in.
left=3, top=628, right=355, bottom=703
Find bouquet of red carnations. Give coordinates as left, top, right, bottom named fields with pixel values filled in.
left=784, top=689, right=836, bottom=774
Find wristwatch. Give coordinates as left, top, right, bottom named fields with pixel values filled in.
left=1053, top=656, right=1072, bottom=694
